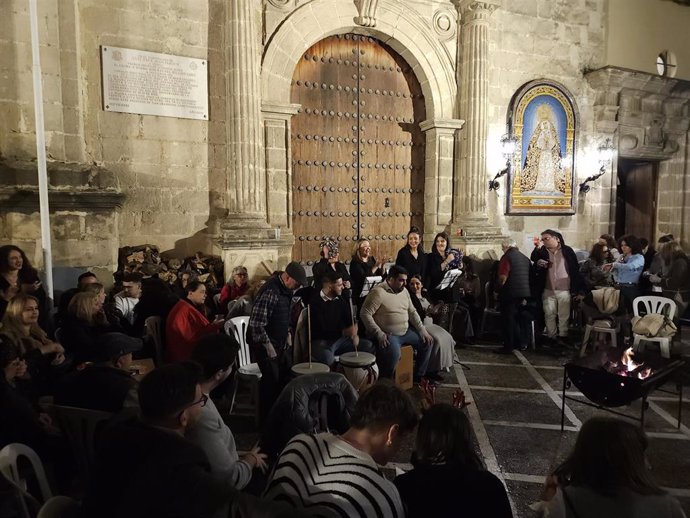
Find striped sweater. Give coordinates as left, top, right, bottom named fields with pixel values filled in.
left=264, top=433, right=404, bottom=518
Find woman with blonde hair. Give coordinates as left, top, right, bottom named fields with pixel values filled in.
left=0, top=293, right=65, bottom=393
left=61, top=290, right=125, bottom=364
left=350, top=239, right=383, bottom=303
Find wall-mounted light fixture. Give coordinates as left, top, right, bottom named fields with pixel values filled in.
left=488, top=134, right=518, bottom=191
left=579, top=139, right=615, bottom=194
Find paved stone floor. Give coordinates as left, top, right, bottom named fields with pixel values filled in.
left=228, top=330, right=690, bottom=517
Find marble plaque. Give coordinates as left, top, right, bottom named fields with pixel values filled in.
left=101, top=46, right=208, bottom=120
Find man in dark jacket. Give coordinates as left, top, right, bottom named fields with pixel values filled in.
left=531, top=229, right=585, bottom=346
left=495, top=239, right=533, bottom=354
left=54, top=332, right=141, bottom=412
left=249, top=261, right=307, bottom=423
left=82, top=362, right=296, bottom=518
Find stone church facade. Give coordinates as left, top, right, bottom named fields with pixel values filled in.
left=1, top=0, right=690, bottom=282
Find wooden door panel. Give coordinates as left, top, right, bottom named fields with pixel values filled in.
left=291, top=34, right=425, bottom=265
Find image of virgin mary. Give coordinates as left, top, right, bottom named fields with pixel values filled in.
left=520, top=104, right=567, bottom=194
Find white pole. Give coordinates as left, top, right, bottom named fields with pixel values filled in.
left=28, top=0, right=54, bottom=307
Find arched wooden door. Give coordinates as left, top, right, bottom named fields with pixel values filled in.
left=290, top=33, right=426, bottom=265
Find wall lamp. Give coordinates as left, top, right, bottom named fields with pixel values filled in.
left=579, top=139, right=615, bottom=194
left=488, top=134, right=518, bottom=191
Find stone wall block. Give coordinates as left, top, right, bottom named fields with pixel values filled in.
left=51, top=214, right=83, bottom=240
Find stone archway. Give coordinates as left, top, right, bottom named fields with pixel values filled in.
left=261, top=0, right=463, bottom=253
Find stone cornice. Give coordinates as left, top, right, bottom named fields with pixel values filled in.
left=419, top=118, right=465, bottom=133
left=585, top=66, right=690, bottom=99
left=0, top=160, right=125, bottom=212
left=261, top=101, right=302, bottom=119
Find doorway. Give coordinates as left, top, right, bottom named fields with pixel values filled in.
left=290, top=33, right=426, bottom=265
left=615, top=159, right=658, bottom=241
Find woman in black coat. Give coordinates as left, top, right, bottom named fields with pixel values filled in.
left=349, top=239, right=383, bottom=302
left=311, top=239, right=351, bottom=290
left=395, top=227, right=427, bottom=279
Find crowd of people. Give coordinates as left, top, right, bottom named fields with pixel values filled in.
left=0, top=229, right=688, bottom=517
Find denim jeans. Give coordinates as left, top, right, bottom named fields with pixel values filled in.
left=311, top=336, right=375, bottom=366
left=375, top=328, right=432, bottom=380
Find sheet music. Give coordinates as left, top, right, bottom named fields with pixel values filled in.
left=360, top=276, right=382, bottom=297
left=435, top=268, right=462, bottom=290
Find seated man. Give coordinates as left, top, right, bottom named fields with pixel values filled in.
left=81, top=363, right=240, bottom=518
left=54, top=332, right=141, bottom=412
left=165, top=280, right=224, bottom=362
left=113, top=271, right=143, bottom=331
left=187, top=334, right=267, bottom=489
left=360, top=265, right=434, bottom=382
left=264, top=381, right=418, bottom=518
left=309, top=270, right=375, bottom=366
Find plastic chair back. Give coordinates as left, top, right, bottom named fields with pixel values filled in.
left=0, top=443, right=53, bottom=516
left=225, top=316, right=251, bottom=368
left=54, top=328, right=63, bottom=345
left=144, top=316, right=164, bottom=366
left=632, top=296, right=676, bottom=320
left=37, top=496, right=80, bottom=518
left=48, top=404, right=112, bottom=484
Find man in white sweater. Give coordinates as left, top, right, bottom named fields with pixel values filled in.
left=360, top=264, right=434, bottom=382
left=187, top=334, right=267, bottom=489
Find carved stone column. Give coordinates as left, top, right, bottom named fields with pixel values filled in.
left=217, top=2, right=292, bottom=279
left=452, top=1, right=504, bottom=255
left=221, top=1, right=269, bottom=234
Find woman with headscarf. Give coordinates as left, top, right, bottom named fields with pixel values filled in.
left=312, top=239, right=351, bottom=290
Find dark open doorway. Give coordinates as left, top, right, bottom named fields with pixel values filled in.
left=615, top=159, right=658, bottom=241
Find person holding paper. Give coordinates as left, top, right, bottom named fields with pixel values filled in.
left=426, top=232, right=462, bottom=303
left=350, top=239, right=383, bottom=302
left=360, top=265, right=434, bottom=383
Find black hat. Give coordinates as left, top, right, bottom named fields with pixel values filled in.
left=96, top=333, right=143, bottom=362
left=284, top=261, right=307, bottom=287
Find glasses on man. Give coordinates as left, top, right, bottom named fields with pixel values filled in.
left=177, top=394, right=208, bottom=417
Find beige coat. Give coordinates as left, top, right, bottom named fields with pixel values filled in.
left=360, top=282, right=425, bottom=341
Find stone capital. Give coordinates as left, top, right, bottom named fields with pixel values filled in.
left=454, top=0, right=498, bottom=22
left=419, top=118, right=465, bottom=134
left=261, top=102, right=302, bottom=120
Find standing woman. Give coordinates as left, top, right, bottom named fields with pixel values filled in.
left=396, top=227, right=427, bottom=280
left=350, top=239, right=383, bottom=303
left=0, top=245, right=47, bottom=324
left=649, top=241, right=690, bottom=317
left=311, top=239, right=351, bottom=290
left=426, top=232, right=462, bottom=303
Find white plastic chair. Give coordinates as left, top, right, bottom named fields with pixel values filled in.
left=580, top=319, right=620, bottom=357
left=144, top=316, right=164, bottom=366
left=53, top=328, right=63, bottom=345
left=37, top=496, right=80, bottom=518
left=632, top=296, right=677, bottom=358
left=224, top=316, right=261, bottom=424
left=0, top=443, right=53, bottom=518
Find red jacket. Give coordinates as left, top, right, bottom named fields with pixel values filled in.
left=165, top=300, right=220, bottom=362
left=218, top=282, right=249, bottom=312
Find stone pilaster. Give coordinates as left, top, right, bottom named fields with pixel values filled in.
left=220, top=1, right=270, bottom=236
left=217, top=2, right=292, bottom=279
left=452, top=1, right=504, bottom=255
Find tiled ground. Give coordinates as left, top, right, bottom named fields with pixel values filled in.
left=453, top=336, right=690, bottom=517
left=227, top=331, right=690, bottom=517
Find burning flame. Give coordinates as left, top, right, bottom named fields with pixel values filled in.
left=620, top=348, right=652, bottom=380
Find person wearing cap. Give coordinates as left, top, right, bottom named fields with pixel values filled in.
left=312, top=239, right=351, bottom=291
left=218, top=265, right=250, bottom=313
left=249, top=261, right=306, bottom=423
left=54, top=332, right=142, bottom=412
